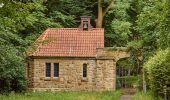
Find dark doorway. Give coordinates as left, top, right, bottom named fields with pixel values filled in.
left=116, top=57, right=139, bottom=89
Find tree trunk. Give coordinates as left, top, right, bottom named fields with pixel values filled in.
left=96, top=0, right=115, bottom=28
left=96, top=0, right=103, bottom=28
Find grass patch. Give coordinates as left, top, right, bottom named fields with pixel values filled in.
left=0, top=91, right=122, bottom=100
left=132, top=91, right=163, bottom=100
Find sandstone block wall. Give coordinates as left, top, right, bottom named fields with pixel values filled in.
left=27, top=58, right=116, bottom=91
left=96, top=60, right=116, bottom=91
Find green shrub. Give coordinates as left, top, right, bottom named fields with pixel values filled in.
left=132, top=91, right=162, bottom=100
left=0, top=45, right=27, bottom=93
left=144, top=48, right=170, bottom=97
left=0, top=30, right=27, bottom=93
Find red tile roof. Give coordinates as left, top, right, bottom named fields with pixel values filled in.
left=30, top=28, right=104, bottom=57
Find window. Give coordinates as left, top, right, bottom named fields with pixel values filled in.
left=45, top=63, right=51, bottom=77
left=83, top=64, right=87, bottom=77
left=54, top=63, right=59, bottom=77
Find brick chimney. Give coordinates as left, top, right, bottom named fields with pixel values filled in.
left=79, top=16, right=93, bottom=31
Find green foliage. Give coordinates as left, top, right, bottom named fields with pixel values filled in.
left=0, top=91, right=123, bottom=100
left=0, top=0, right=37, bottom=93
left=116, top=57, right=140, bottom=89
left=132, top=91, right=163, bottom=100
left=144, top=48, right=170, bottom=96
left=0, top=0, right=45, bottom=32
left=117, top=76, right=139, bottom=88
left=0, top=0, right=169, bottom=94
left=137, top=0, right=170, bottom=50
left=0, top=29, right=27, bottom=93
left=0, top=0, right=96, bottom=93
left=117, top=58, right=132, bottom=69
left=127, top=40, right=143, bottom=50
left=104, top=0, right=131, bottom=47
left=156, top=0, right=170, bottom=49
left=111, top=20, right=131, bottom=40
left=138, top=0, right=170, bottom=96
left=0, top=45, right=26, bottom=93
left=45, top=0, right=93, bottom=27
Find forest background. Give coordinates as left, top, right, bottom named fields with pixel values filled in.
left=0, top=0, right=169, bottom=97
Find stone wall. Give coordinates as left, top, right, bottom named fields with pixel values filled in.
left=96, top=60, right=116, bottom=91
left=27, top=47, right=129, bottom=91
left=97, top=47, right=129, bottom=61
left=27, top=58, right=116, bottom=91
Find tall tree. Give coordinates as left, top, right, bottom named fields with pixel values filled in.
left=0, top=0, right=46, bottom=92
left=136, top=0, right=170, bottom=94
left=137, top=0, right=170, bottom=52
left=45, top=0, right=93, bottom=27
left=96, top=0, right=115, bottom=28
left=104, top=0, right=132, bottom=46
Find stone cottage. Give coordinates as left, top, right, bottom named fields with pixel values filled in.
left=26, top=16, right=129, bottom=91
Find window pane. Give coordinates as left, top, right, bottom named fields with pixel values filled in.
left=54, top=63, right=59, bottom=77
left=83, top=64, right=87, bottom=77
left=46, top=63, right=51, bottom=77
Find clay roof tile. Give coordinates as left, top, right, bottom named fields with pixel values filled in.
left=30, top=28, right=104, bottom=57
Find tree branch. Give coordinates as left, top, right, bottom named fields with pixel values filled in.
left=87, top=1, right=98, bottom=7
left=103, top=0, right=115, bottom=17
